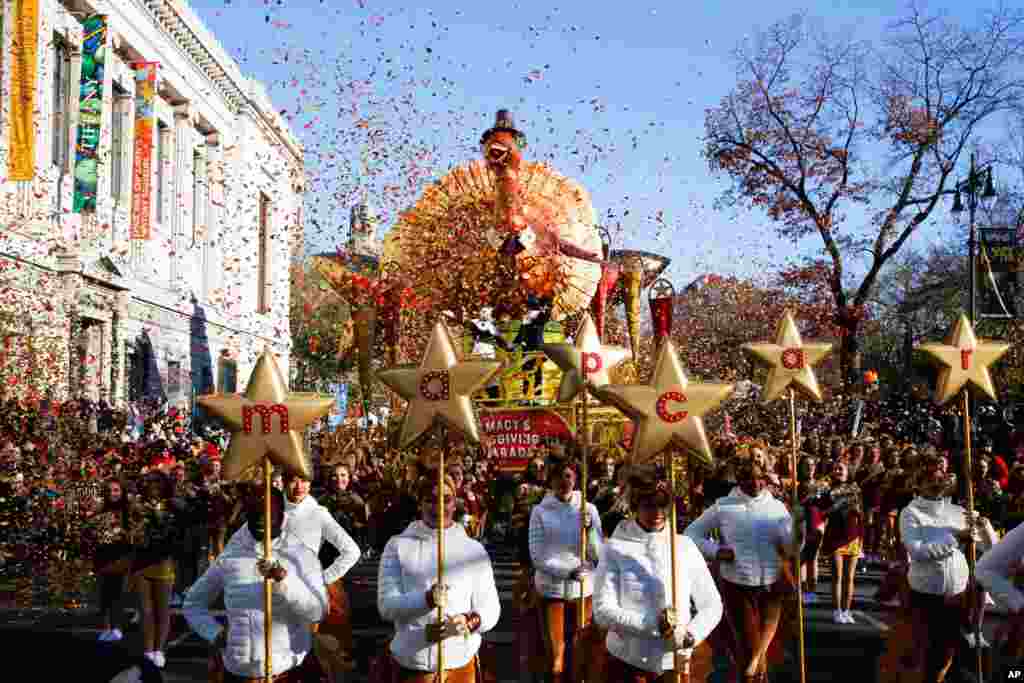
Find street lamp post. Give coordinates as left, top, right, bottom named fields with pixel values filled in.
left=951, top=152, right=997, bottom=326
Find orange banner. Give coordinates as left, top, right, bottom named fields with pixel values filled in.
left=8, top=0, right=40, bottom=181
left=130, top=63, right=158, bottom=239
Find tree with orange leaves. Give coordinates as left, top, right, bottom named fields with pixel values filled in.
left=704, top=5, right=1024, bottom=388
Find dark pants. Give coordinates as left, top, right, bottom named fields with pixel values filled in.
left=217, top=650, right=322, bottom=683
left=606, top=652, right=689, bottom=683
left=908, top=589, right=970, bottom=683
left=99, top=574, right=124, bottom=613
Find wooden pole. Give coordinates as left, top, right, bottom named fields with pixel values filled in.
left=578, top=378, right=590, bottom=683
left=961, top=390, right=983, bottom=683
left=437, top=442, right=446, bottom=683
left=667, top=450, right=686, bottom=683
left=789, top=389, right=806, bottom=683
left=263, top=456, right=273, bottom=683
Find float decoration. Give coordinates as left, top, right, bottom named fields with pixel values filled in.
left=383, top=110, right=603, bottom=323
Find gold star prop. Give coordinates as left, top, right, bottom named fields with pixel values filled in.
left=917, top=314, right=1010, bottom=405
left=377, top=321, right=502, bottom=448
left=593, top=340, right=733, bottom=465
left=542, top=313, right=629, bottom=403
left=198, top=352, right=334, bottom=481
left=743, top=311, right=832, bottom=402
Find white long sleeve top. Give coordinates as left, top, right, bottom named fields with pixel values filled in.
left=377, top=520, right=501, bottom=672
left=977, top=520, right=1024, bottom=614
left=183, top=526, right=328, bottom=679
left=900, top=496, right=997, bottom=596
left=283, top=495, right=361, bottom=585
left=529, top=491, right=603, bottom=599
left=683, top=487, right=799, bottom=587
left=594, top=519, right=723, bottom=674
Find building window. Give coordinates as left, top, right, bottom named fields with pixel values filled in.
left=193, top=149, right=206, bottom=243
left=110, top=84, right=127, bottom=201
left=167, top=359, right=181, bottom=396
left=156, top=121, right=168, bottom=224
left=218, top=356, right=237, bottom=393
left=51, top=36, right=73, bottom=170
left=257, top=192, right=271, bottom=314
left=126, top=342, right=142, bottom=403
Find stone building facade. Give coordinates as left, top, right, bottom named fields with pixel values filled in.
left=0, top=0, right=302, bottom=408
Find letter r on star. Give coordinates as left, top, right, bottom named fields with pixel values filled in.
left=917, top=314, right=1010, bottom=405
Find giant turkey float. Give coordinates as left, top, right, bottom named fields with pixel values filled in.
left=316, top=110, right=672, bottom=472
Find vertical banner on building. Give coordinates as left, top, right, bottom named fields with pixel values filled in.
left=8, top=0, right=40, bottom=181
left=130, top=62, right=158, bottom=239
left=72, top=15, right=108, bottom=212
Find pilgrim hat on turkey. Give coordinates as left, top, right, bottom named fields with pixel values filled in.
left=480, top=109, right=527, bottom=149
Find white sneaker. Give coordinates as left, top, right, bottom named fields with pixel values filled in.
left=842, top=610, right=856, bottom=624
left=833, top=609, right=844, bottom=624
left=144, top=652, right=158, bottom=665
left=97, top=630, right=112, bottom=641
left=154, top=651, right=166, bottom=669
left=108, top=628, right=123, bottom=642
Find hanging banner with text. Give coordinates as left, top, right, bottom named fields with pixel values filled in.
left=73, top=15, right=108, bottom=212
left=480, top=410, right=573, bottom=472
left=327, top=383, right=348, bottom=431
left=130, top=62, right=158, bottom=239
left=8, top=0, right=40, bottom=181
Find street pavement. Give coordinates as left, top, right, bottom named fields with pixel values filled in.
left=0, top=548, right=1019, bottom=683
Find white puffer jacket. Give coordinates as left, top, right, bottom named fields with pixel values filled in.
left=530, top=491, right=603, bottom=599
left=377, top=521, right=500, bottom=672
left=900, top=496, right=997, bottom=597
left=594, top=519, right=722, bottom=674
left=183, top=527, right=327, bottom=679
left=977, top=519, right=1024, bottom=613
left=684, top=487, right=800, bottom=587
left=284, top=495, right=361, bottom=585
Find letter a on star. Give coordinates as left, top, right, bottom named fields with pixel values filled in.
left=377, top=322, right=502, bottom=448
left=743, top=311, right=832, bottom=403
left=917, top=314, right=1010, bottom=405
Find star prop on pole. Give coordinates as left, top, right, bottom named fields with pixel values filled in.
left=742, top=311, right=832, bottom=402
left=377, top=321, right=502, bottom=448
left=198, top=351, right=334, bottom=481
left=593, top=340, right=733, bottom=465
left=542, top=313, right=629, bottom=403
left=917, top=314, right=1010, bottom=405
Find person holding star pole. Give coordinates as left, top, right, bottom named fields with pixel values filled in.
left=376, top=321, right=502, bottom=683
left=593, top=339, right=732, bottom=683
left=541, top=312, right=628, bottom=683
left=190, top=351, right=335, bottom=683
left=914, top=314, right=1010, bottom=683
left=741, top=311, right=832, bottom=683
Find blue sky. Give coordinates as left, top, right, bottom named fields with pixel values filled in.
left=189, top=0, right=1005, bottom=287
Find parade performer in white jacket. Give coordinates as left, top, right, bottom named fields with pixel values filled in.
left=378, top=473, right=501, bottom=683
left=900, top=454, right=997, bottom=683
left=282, top=470, right=362, bottom=671
left=976, top=518, right=1024, bottom=660
left=684, top=461, right=804, bottom=683
left=528, top=455, right=603, bottom=683
left=184, top=483, right=328, bottom=683
left=595, top=466, right=723, bottom=683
